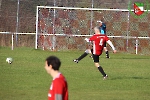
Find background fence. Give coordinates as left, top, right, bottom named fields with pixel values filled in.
left=0, top=0, right=150, bottom=55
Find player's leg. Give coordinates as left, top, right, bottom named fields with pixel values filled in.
left=89, top=49, right=93, bottom=58
left=92, top=54, right=108, bottom=79
left=73, top=49, right=91, bottom=63
left=104, top=42, right=109, bottom=58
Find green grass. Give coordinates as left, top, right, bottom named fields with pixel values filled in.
left=0, top=47, right=150, bottom=100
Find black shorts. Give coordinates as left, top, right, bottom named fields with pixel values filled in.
left=90, top=49, right=100, bottom=62
left=92, top=54, right=100, bottom=63
left=104, top=42, right=106, bottom=47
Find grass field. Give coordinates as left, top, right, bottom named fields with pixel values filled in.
left=0, top=47, right=150, bottom=100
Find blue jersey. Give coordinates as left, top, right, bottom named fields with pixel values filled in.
left=99, top=23, right=106, bottom=34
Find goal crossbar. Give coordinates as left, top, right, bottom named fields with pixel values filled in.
left=37, top=6, right=150, bottom=12
left=37, top=6, right=129, bottom=11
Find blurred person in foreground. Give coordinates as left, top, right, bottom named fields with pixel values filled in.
left=45, top=56, right=68, bottom=100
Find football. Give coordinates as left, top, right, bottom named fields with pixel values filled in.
left=6, top=57, right=13, bottom=64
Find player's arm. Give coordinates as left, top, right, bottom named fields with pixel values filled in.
left=85, top=36, right=95, bottom=42
left=106, top=40, right=117, bottom=53
left=84, top=38, right=90, bottom=42
left=89, top=36, right=95, bottom=41
left=55, top=94, right=62, bottom=100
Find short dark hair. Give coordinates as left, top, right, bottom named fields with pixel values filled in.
left=46, top=56, right=61, bottom=70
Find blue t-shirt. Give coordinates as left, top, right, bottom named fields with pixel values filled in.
left=99, top=23, right=106, bottom=34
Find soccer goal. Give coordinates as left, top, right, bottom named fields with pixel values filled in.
left=35, top=6, right=150, bottom=54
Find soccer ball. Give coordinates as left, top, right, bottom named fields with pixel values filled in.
left=6, top=57, right=13, bottom=64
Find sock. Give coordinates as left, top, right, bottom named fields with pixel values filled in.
left=98, top=66, right=106, bottom=77
left=77, top=52, right=88, bottom=61
left=106, top=51, right=109, bottom=58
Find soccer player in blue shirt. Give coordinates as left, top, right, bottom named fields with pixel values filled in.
left=97, top=20, right=109, bottom=58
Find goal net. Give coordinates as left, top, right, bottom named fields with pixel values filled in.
left=35, top=6, right=150, bottom=54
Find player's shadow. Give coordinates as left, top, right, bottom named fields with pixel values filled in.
left=110, top=76, right=149, bottom=80
left=111, top=57, right=150, bottom=60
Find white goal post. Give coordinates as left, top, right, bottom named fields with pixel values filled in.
left=35, top=6, right=129, bottom=50
left=35, top=6, right=150, bottom=54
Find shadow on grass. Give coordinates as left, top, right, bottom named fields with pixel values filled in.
left=110, top=57, right=150, bottom=59
left=110, top=76, right=150, bottom=80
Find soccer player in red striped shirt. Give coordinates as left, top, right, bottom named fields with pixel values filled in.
left=73, top=26, right=116, bottom=79
left=45, top=56, right=68, bottom=100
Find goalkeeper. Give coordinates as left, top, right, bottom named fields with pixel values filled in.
left=97, top=20, right=110, bottom=58
left=73, top=26, right=116, bottom=79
